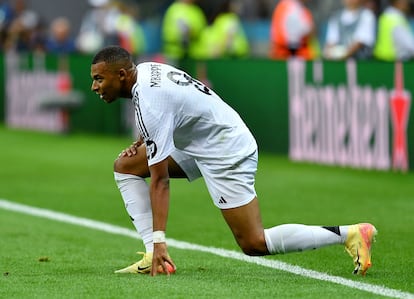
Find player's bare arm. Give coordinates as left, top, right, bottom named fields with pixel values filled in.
left=149, top=158, right=176, bottom=276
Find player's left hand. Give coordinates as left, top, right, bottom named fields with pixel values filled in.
left=118, top=139, right=143, bottom=157
left=151, top=242, right=176, bottom=276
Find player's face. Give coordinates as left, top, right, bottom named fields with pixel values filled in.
left=90, top=61, right=122, bottom=103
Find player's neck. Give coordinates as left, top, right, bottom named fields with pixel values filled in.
left=124, top=66, right=138, bottom=99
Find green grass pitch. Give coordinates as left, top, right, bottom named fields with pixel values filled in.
left=0, top=126, right=413, bottom=298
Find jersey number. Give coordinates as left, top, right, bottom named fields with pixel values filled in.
left=167, top=71, right=212, bottom=95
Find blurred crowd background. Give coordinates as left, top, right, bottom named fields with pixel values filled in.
left=1, top=0, right=414, bottom=62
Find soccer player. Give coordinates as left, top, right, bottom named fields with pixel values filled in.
left=90, top=45, right=377, bottom=276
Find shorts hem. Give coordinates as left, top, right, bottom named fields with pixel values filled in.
left=214, top=194, right=256, bottom=210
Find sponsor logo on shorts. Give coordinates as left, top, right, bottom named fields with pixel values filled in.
left=218, top=196, right=227, bottom=204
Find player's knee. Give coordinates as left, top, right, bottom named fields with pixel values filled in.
left=113, top=156, right=126, bottom=173
left=113, top=155, right=150, bottom=177
left=113, top=156, right=136, bottom=173
left=238, top=236, right=267, bottom=256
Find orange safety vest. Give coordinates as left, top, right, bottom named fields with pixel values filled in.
left=270, top=0, right=316, bottom=60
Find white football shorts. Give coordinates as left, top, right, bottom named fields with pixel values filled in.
left=170, top=149, right=258, bottom=209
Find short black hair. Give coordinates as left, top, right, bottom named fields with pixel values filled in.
left=91, top=45, right=133, bottom=67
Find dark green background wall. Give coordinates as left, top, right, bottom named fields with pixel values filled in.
left=182, top=59, right=414, bottom=163
left=67, top=55, right=123, bottom=135
left=1, top=55, right=413, bottom=169
left=0, top=54, right=123, bottom=135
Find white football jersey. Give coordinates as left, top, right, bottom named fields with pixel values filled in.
left=132, top=62, right=257, bottom=167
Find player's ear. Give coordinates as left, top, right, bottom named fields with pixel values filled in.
left=119, top=68, right=127, bottom=81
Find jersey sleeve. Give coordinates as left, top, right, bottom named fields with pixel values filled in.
left=136, top=101, right=176, bottom=166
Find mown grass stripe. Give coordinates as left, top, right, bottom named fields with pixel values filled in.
left=0, top=198, right=412, bottom=299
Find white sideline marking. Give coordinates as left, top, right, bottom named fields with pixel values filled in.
left=0, top=198, right=412, bottom=299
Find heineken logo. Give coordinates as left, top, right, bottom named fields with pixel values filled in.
left=288, top=59, right=410, bottom=172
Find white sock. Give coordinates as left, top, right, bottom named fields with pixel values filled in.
left=114, top=172, right=153, bottom=252
left=264, top=224, right=348, bottom=254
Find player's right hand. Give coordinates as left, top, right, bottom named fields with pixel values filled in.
left=151, top=242, right=176, bottom=276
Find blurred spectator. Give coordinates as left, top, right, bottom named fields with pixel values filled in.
left=269, top=0, right=319, bottom=60
left=45, top=17, right=76, bottom=54
left=323, top=0, right=376, bottom=60
left=78, top=0, right=145, bottom=56
left=365, top=0, right=381, bottom=16
left=77, top=0, right=118, bottom=53
left=4, top=8, right=45, bottom=52
left=374, top=0, right=414, bottom=61
left=239, top=0, right=270, bottom=20
left=161, top=0, right=207, bottom=61
left=199, top=0, right=249, bottom=58
left=0, top=1, right=13, bottom=48
left=111, top=1, right=146, bottom=56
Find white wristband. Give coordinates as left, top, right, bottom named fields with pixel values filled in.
left=153, top=231, right=166, bottom=243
